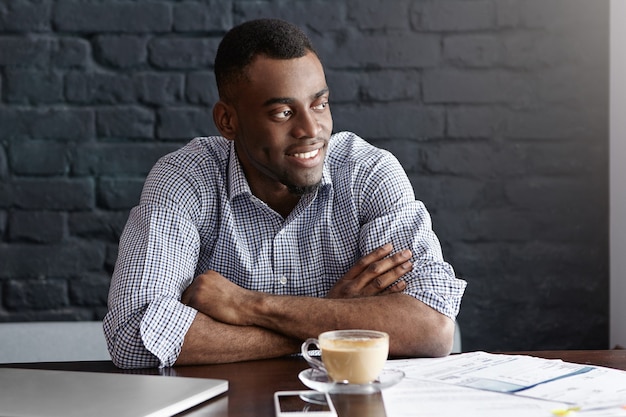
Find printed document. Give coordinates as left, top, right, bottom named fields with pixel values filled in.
left=382, top=352, right=626, bottom=417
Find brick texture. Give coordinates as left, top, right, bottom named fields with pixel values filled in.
left=0, top=0, right=609, bottom=352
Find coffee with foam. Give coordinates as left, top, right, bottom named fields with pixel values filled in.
left=302, top=330, right=389, bottom=384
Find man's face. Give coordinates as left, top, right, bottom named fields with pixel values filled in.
left=228, top=52, right=333, bottom=196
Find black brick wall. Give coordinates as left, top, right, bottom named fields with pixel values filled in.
left=0, top=0, right=609, bottom=352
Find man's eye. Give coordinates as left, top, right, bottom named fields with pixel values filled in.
left=274, top=110, right=292, bottom=119
left=312, top=102, right=329, bottom=111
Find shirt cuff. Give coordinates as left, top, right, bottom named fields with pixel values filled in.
left=140, top=298, right=198, bottom=368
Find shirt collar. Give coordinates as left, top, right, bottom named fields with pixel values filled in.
left=227, top=141, right=253, bottom=200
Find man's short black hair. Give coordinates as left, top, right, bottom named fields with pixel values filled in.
left=214, top=18, right=318, bottom=101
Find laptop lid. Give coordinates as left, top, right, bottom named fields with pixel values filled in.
left=0, top=367, right=228, bottom=417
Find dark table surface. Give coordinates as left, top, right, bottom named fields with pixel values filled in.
left=3, top=350, right=626, bottom=416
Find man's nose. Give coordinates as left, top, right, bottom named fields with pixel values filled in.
left=292, top=110, right=322, bottom=139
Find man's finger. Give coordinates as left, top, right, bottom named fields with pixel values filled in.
left=363, top=260, right=411, bottom=295
left=380, top=280, right=407, bottom=295
left=342, top=243, right=394, bottom=281
left=355, top=249, right=411, bottom=286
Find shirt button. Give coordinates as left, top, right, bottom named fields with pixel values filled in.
left=279, top=276, right=288, bottom=285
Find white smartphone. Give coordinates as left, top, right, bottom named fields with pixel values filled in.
left=274, top=390, right=337, bottom=417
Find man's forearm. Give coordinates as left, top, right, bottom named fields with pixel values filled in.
left=246, top=292, right=454, bottom=358
left=175, top=311, right=300, bottom=365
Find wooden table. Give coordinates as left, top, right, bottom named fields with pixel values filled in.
left=4, top=350, right=626, bottom=416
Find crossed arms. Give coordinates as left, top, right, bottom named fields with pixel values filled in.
left=175, top=243, right=455, bottom=365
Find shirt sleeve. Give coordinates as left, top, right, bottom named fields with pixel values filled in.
left=356, top=150, right=467, bottom=319
left=103, top=160, right=204, bottom=369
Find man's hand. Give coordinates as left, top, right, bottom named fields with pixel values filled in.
left=181, top=270, right=258, bottom=326
left=326, top=243, right=412, bottom=299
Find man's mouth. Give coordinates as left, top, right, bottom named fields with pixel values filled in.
left=291, top=148, right=320, bottom=160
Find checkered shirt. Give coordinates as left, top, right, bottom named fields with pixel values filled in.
left=103, top=131, right=467, bottom=368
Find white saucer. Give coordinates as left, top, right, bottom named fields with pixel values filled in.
left=298, top=368, right=405, bottom=394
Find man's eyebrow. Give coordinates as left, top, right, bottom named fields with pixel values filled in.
left=313, top=87, right=330, bottom=99
left=263, top=97, right=294, bottom=106
left=262, top=87, right=329, bottom=107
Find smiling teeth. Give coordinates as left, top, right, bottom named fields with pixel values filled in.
left=293, top=149, right=319, bottom=159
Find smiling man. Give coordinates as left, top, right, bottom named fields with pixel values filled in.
left=214, top=49, right=331, bottom=216
left=103, top=19, right=467, bottom=369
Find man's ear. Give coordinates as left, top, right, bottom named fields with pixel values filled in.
left=213, top=100, right=238, bottom=140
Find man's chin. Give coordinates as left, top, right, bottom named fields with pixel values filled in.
left=287, top=181, right=322, bottom=196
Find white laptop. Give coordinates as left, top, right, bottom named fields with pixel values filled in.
left=0, top=367, right=228, bottom=417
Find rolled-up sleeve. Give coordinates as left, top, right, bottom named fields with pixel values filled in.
left=356, top=149, right=466, bottom=319
left=104, top=202, right=200, bottom=369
